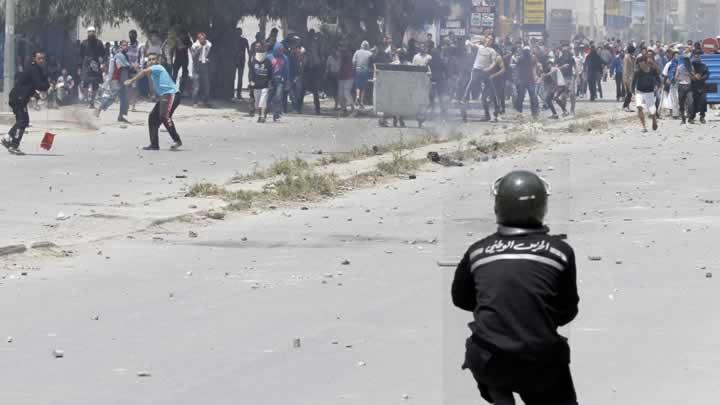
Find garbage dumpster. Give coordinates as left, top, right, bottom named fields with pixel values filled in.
left=373, top=63, right=430, bottom=128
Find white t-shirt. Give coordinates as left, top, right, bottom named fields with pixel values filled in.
left=662, top=61, right=672, bottom=77
left=412, top=53, right=432, bottom=66
left=473, top=45, right=498, bottom=70
left=574, top=55, right=585, bottom=72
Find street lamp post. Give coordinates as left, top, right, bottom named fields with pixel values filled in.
left=3, top=0, right=16, bottom=103
left=3, top=0, right=15, bottom=90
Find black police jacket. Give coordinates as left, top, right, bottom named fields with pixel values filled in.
left=10, top=63, right=50, bottom=106
left=452, top=226, right=579, bottom=360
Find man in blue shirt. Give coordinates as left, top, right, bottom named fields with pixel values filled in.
left=609, top=51, right=624, bottom=101
left=125, top=53, right=183, bottom=151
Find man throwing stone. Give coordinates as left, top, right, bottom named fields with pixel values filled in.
left=124, top=53, right=183, bottom=151
left=2, top=51, right=50, bottom=155
left=452, top=170, right=580, bottom=405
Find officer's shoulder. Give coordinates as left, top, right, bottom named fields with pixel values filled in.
left=547, top=234, right=576, bottom=255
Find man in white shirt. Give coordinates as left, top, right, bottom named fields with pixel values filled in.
left=412, top=43, right=432, bottom=67
left=462, top=36, right=499, bottom=121
left=191, top=32, right=212, bottom=107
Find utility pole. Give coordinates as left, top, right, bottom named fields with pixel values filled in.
left=647, top=0, right=652, bottom=42
left=589, top=0, right=596, bottom=40
left=3, top=0, right=16, bottom=103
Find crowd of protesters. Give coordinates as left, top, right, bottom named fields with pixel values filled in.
left=239, top=29, right=716, bottom=130
left=9, top=24, right=719, bottom=136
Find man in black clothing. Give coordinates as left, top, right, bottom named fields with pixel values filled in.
left=172, top=30, right=193, bottom=92
left=452, top=170, right=579, bottom=405
left=557, top=46, right=576, bottom=114
left=585, top=45, right=605, bottom=101
left=247, top=32, right=265, bottom=116
left=249, top=41, right=273, bottom=122
left=80, top=26, right=105, bottom=108
left=632, top=56, right=662, bottom=132
left=689, top=50, right=709, bottom=124
left=234, top=27, right=250, bottom=100
left=303, top=29, right=323, bottom=115
left=429, top=41, right=449, bottom=117
left=514, top=47, right=539, bottom=118
left=2, top=52, right=50, bottom=155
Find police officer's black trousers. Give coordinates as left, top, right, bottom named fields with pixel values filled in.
left=9, top=101, right=29, bottom=148
left=463, top=337, right=578, bottom=405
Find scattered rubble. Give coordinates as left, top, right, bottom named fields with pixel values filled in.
left=427, top=151, right=464, bottom=167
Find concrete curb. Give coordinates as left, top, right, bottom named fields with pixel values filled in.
left=0, top=244, right=27, bottom=257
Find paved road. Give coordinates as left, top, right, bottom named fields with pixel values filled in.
left=5, top=86, right=715, bottom=404
left=0, top=89, right=620, bottom=247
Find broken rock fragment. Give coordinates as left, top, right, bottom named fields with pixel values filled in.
left=206, top=211, right=226, bottom=220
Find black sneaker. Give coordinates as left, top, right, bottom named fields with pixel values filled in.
left=8, top=147, right=24, bottom=155
left=118, top=117, right=130, bottom=123
left=652, top=120, right=658, bottom=131
left=688, top=119, right=696, bottom=124
left=700, top=117, right=706, bottom=124
left=142, top=145, right=160, bottom=151
left=1, top=137, right=11, bottom=150
left=170, top=142, right=182, bottom=151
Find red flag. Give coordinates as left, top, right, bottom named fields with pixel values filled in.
left=41, top=132, right=55, bottom=151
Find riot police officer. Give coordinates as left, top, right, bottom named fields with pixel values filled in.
left=452, top=170, right=579, bottom=405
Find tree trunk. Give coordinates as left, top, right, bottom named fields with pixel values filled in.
left=340, top=16, right=363, bottom=44
left=209, top=19, right=237, bottom=100
left=364, top=17, right=383, bottom=46
left=384, top=0, right=406, bottom=45
left=259, top=16, right=267, bottom=38
left=286, top=14, right=308, bottom=37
